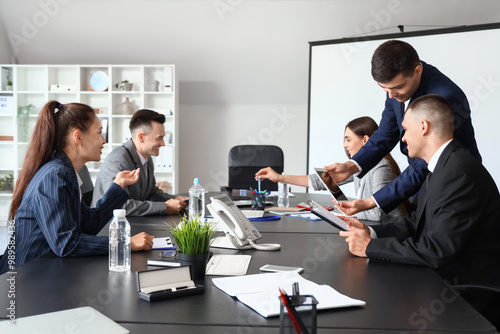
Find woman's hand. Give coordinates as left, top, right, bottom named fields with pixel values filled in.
left=131, top=232, right=154, bottom=252
left=113, top=168, right=140, bottom=189
left=255, top=167, right=280, bottom=183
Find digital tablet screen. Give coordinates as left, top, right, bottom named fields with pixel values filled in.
left=313, top=168, right=348, bottom=201
left=309, top=200, right=349, bottom=231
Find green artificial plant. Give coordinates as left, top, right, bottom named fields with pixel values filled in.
left=167, top=214, right=217, bottom=255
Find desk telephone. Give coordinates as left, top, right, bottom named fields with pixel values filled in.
left=207, top=194, right=281, bottom=251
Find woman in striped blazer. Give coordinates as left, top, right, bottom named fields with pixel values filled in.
left=0, top=101, right=153, bottom=274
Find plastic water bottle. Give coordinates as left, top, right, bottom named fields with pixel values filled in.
left=109, top=209, right=131, bottom=272
left=189, top=178, right=205, bottom=218
left=277, top=176, right=289, bottom=208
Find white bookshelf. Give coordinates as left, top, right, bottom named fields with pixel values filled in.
left=0, top=64, right=179, bottom=223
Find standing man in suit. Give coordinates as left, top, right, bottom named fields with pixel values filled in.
left=92, top=109, right=187, bottom=216
left=327, top=40, right=481, bottom=216
left=339, top=94, right=500, bottom=288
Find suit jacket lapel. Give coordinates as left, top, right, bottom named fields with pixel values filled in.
left=415, top=140, right=459, bottom=226
left=123, top=139, right=146, bottom=194
left=415, top=173, right=431, bottom=223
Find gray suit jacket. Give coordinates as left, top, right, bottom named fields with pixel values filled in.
left=355, top=158, right=405, bottom=222
left=91, top=139, right=175, bottom=216
left=309, top=158, right=405, bottom=222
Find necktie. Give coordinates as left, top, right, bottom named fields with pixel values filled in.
left=142, top=161, right=148, bottom=180
left=425, top=171, right=432, bottom=188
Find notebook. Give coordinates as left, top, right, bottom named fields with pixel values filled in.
left=151, top=237, right=176, bottom=250
left=212, top=271, right=365, bottom=317
left=206, top=254, right=251, bottom=275
left=0, top=306, right=128, bottom=333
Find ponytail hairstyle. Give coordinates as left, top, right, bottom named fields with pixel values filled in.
left=9, top=101, right=96, bottom=220
left=344, top=116, right=402, bottom=178
left=345, top=116, right=410, bottom=215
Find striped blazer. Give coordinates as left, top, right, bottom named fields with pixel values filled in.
left=0, top=151, right=128, bottom=274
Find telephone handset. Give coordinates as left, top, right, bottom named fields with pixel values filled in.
left=207, top=194, right=281, bottom=251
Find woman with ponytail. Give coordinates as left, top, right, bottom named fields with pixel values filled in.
left=256, top=116, right=410, bottom=222
left=0, top=101, right=153, bottom=274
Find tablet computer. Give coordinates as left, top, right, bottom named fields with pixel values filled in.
left=313, top=167, right=348, bottom=202
left=309, top=200, right=349, bottom=231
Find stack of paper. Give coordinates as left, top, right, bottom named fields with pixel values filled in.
left=0, top=307, right=128, bottom=333
left=212, top=271, right=365, bottom=317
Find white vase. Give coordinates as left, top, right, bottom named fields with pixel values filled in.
left=121, top=97, right=133, bottom=115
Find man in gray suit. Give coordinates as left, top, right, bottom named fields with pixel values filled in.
left=92, top=109, right=187, bottom=216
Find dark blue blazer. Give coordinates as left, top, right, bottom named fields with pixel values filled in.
left=353, top=61, right=481, bottom=212
left=0, top=151, right=128, bottom=274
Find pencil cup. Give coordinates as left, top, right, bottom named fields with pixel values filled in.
left=251, top=191, right=266, bottom=210
left=279, top=294, right=318, bottom=334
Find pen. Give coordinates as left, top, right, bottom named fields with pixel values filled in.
left=149, top=288, right=173, bottom=295
left=278, top=288, right=308, bottom=334
left=149, top=285, right=190, bottom=295
left=248, top=215, right=281, bottom=221
left=258, top=175, right=261, bottom=194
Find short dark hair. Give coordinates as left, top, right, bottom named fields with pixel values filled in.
left=407, top=94, right=454, bottom=138
left=129, top=109, right=166, bottom=135
left=371, top=40, right=420, bottom=83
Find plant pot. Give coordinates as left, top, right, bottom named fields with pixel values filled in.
left=178, top=252, right=209, bottom=281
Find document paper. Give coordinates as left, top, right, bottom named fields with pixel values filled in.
left=0, top=306, right=128, bottom=333
left=212, top=271, right=365, bottom=317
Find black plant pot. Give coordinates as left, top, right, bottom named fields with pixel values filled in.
left=178, top=252, right=209, bottom=281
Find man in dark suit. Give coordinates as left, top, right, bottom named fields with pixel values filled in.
left=327, top=40, right=481, bottom=216
left=339, top=94, right=500, bottom=288
left=92, top=109, right=187, bottom=216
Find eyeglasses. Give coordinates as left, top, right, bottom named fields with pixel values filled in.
left=159, top=250, right=178, bottom=258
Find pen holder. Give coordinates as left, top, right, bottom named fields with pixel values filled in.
left=279, top=294, right=318, bottom=334
left=251, top=191, right=266, bottom=210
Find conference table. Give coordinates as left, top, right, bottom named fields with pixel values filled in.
left=0, top=193, right=496, bottom=333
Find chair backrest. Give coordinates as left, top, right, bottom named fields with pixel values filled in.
left=453, top=284, right=500, bottom=331
left=228, top=145, right=284, bottom=191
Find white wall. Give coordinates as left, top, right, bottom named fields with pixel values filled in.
left=0, top=0, right=499, bottom=192
left=0, top=14, right=12, bottom=63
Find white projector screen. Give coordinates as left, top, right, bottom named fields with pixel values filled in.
left=308, top=23, right=500, bottom=198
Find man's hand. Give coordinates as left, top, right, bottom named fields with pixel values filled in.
left=339, top=216, right=371, bottom=257
left=255, top=167, right=280, bottom=183
left=337, top=198, right=376, bottom=216
left=113, top=168, right=140, bottom=189
left=324, top=161, right=359, bottom=183
left=166, top=198, right=186, bottom=214
left=131, top=232, right=154, bottom=252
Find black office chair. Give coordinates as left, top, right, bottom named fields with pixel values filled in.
left=452, top=284, right=500, bottom=331
left=223, top=145, right=284, bottom=192
left=78, top=165, right=94, bottom=207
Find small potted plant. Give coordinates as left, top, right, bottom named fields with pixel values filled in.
left=167, top=214, right=217, bottom=281
left=115, top=80, right=133, bottom=91
left=6, top=80, right=13, bottom=91
left=0, top=173, right=13, bottom=192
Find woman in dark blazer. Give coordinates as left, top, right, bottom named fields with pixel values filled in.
left=0, top=101, right=153, bottom=274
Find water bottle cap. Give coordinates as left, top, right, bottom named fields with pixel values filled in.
left=193, top=178, right=200, bottom=184
left=113, top=209, right=126, bottom=217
